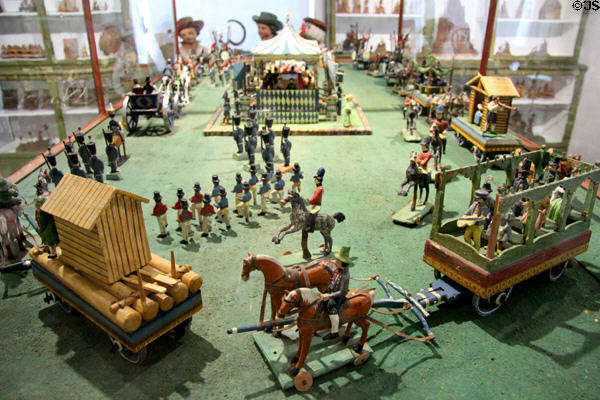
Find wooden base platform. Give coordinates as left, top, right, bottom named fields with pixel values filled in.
left=451, top=116, right=522, bottom=153
left=402, top=130, right=422, bottom=142
left=393, top=202, right=434, bottom=226
left=279, top=248, right=338, bottom=267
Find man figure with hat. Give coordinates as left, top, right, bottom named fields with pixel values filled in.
left=151, top=191, right=169, bottom=238
left=190, top=183, right=204, bottom=223
left=416, top=139, right=433, bottom=174
left=474, top=103, right=484, bottom=126
left=253, top=12, right=283, bottom=41
left=215, top=187, right=231, bottom=230
left=306, top=168, right=325, bottom=233
left=280, top=123, right=292, bottom=167
left=248, top=164, right=259, bottom=206
left=211, top=175, right=224, bottom=203
left=512, top=168, right=530, bottom=192
left=462, top=189, right=492, bottom=251
left=244, top=124, right=257, bottom=165
left=177, top=17, right=208, bottom=63
left=290, top=163, right=303, bottom=193
left=200, top=194, right=215, bottom=237
left=177, top=199, right=194, bottom=245
left=302, top=18, right=327, bottom=45
left=240, top=182, right=252, bottom=223
left=539, top=156, right=560, bottom=185
left=172, top=188, right=185, bottom=232
left=232, top=173, right=244, bottom=215
left=320, top=245, right=352, bottom=340
left=43, top=147, right=64, bottom=186
left=34, top=195, right=59, bottom=259
left=271, top=170, right=285, bottom=203
left=232, top=115, right=244, bottom=154
left=258, top=173, right=271, bottom=216
left=86, top=138, right=104, bottom=183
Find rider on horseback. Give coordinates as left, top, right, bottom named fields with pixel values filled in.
left=321, top=245, right=352, bottom=340
left=307, top=168, right=325, bottom=233
left=416, top=138, right=433, bottom=174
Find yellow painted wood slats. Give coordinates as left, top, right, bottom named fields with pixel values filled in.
left=55, top=219, right=101, bottom=247
left=122, top=195, right=141, bottom=269
left=135, top=201, right=152, bottom=262
left=61, top=253, right=109, bottom=282
left=56, top=231, right=104, bottom=262
left=105, top=201, right=126, bottom=281
left=59, top=242, right=109, bottom=279
left=96, top=217, right=116, bottom=282
left=62, top=177, right=97, bottom=225
left=115, top=194, right=137, bottom=276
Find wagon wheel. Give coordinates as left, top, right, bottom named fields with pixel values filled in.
left=547, top=260, right=569, bottom=282
left=294, top=370, right=313, bottom=392
left=171, top=317, right=192, bottom=340
left=473, top=147, right=486, bottom=163
left=108, top=335, right=147, bottom=364
left=433, top=269, right=443, bottom=280
left=455, top=132, right=466, bottom=147
left=472, top=286, right=513, bottom=317
left=125, top=100, right=138, bottom=133
left=353, top=351, right=370, bottom=366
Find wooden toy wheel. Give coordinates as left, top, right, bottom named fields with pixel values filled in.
left=547, top=260, right=568, bottom=282
left=353, top=351, right=370, bottom=366
left=294, top=371, right=313, bottom=392
left=119, top=346, right=147, bottom=364
left=472, top=286, right=513, bottom=317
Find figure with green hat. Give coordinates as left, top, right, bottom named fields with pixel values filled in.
left=459, top=189, right=492, bottom=251
left=320, top=245, right=352, bottom=340
left=253, top=12, right=283, bottom=41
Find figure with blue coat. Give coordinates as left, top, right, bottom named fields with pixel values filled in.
left=290, top=163, right=304, bottom=193
left=240, top=181, right=252, bottom=223
left=258, top=173, right=271, bottom=216
left=215, top=187, right=231, bottom=229
left=272, top=170, right=285, bottom=203
left=232, top=172, right=244, bottom=215
left=244, top=125, right=257, bottom=165
left=280, top=123, right=292, bottom=167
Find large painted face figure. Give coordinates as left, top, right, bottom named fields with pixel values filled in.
left=179, top=26, right=199, bottom=45
left=257, top=23, right=275, bottom=41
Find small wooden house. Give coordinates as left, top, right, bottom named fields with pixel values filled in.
left=466, top=74, right=520, bottom=134
left=41, top=174, right=151, bottom=283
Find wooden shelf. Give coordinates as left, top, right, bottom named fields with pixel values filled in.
left=494, top=18, right=580, bottom=38
left=0, top=109, right=55, bottom=117
left=336, top=13, right=422, bottom=19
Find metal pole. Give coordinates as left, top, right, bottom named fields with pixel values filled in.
left=480, top=0, right=497, bottom=76
left=173, top=0, right=179, bottom=57
left=397, top=0, right=404, bottom=45
left=82, top=0, right=106, bottom=115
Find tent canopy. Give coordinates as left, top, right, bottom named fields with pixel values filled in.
left=252, top=22, right=321, bottom=63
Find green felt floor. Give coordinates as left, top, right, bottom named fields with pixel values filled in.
left=1, top=65, right=599, bottom=399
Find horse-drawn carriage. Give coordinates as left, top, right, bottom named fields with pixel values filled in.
left=122, top=84, right=175, bottom=133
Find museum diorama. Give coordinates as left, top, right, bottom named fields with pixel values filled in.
left=0, top=0, right=599, bottom=398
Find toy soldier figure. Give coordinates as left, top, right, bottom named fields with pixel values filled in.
left=232, top=173, right=244, bottom=215
left=43, top=148, right=64, bottom=186
left=177, top=199, right=194, bottom=245
left=215, top=187, right=231, bottom=229
left=163, top=58, right=174, bottom=85
left=462, top=189, right=492, bottom=251
left=416, top=138, right=433, bottom=174
left=84, top=138, right=104, bottom=183
left=103, top=130, right=120, bottom=178
left=189, top=183, right=204, bottom=222
left=200, top=194, right=215, bottom=237
left=108, top=110, right=126, bottom=161
left=143, top=76, right=155, bottom=94
left=244, top=125, right=257, bottom=165
left=258, top=173, right=271, bottom=216
left=232, top=115, right=244, bottom=154
left=66, top=153, right=87, bottom=178
left=209, top=63, right=216, bottom=85
left=320, top=245, right=352, bottom=340
left=265, top=161, right=274, bottom=182
left=539, top=157, right=560, bottom=185
left=240, top=182, right=252, bottom=223
left=512, top=168, right=530, bottom=192
left=336, top=84, right=343, bottom=115
left=307, top=168, right=325, bottom=232
left=34, top=195, right=59, bottom=258
left=248, top=164, right=259, bottom=205
left=211, top=175, right=224, bottom=203
left=272, top=170, right=285, bottom=203
left=152, top=191, right=169, bottom=238
left=290, top=163, right=303, bottom=193
left=234, top=98, right=241, bottom=116
left=74, top=128, right=92, bottom=174
left=265, top=117, right=275, bottom=146
left=260, top=127, right=273, bottom=166
left=280, top=123, right=292, bottom=167
left=172, top=187, right=185, bottom=232
left=222, top=95, right=231, bottom=125
left=249, top=109, right=259, bottom=138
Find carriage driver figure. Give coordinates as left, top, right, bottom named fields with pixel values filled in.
left=320, top=245, right=352, bottom=340
left=307, top=167, right=325, bottom=233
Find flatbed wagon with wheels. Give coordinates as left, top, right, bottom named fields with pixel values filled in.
left=424, top=150, right=600, bottom=316
left=122, top=88, right=175, bottom=134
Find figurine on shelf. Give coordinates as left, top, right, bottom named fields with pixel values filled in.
left=93, top=1, right=101, bottom=11
left=352, top=0, right=361, bottom=13
left=363, top=0, right=370, bottom=13
left=240, top=182, right=252, bottom=223
left=271, top=170, right=285, bottom=203
left=200, top=194, right=215, bottom=237
left=460, top=189, right=492, bottom=251
left=177, top=199, right=194, bottom=245
left=253, top=12, right=283, bottom=41
left=58, top=0, right=79, bottom=12
left=40, top=148, right=63, bottom=187
left=495, top=41, right=512, bottom=56
left=321, top=245, right=352, bottom=340
left=539, top=0, right=561, bottom=19
left=232, top=173, right=244, bottom=215
left=19, top=0, right=36, bottom=12
left=215, top=187, right=231, bottom=230
left=248, top=164, right=259, bottom=206
left=232, top=115, right=244, bottom=154
left=74, top=128, right=92, bottom=175
left=172, top=187, right=185, bottom=232
left=103, top=130, right=121, bottom=181
left=290, top=163, right=303, bottom=193
left=211, top=175, right=224, bottom=203
left=152, top=191, right=169, bottom=238
left=280, top=123, right=292, bottom=167
left=244, top=125, right=257, bottom=165
left=258, top=173, right=271, bottom=216
left=342, top=94, right=354, bottom=128
left=87, top=139, right=104, bottom=183
left=375, top=0, right=386, bottom=14
left=190, top=183, right=204, bottom=222
left=34, top=195, right=58, bottom=259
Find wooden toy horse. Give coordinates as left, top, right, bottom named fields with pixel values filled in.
left=272, top=191, right=346, bottom=260
left=276, top=287, right=374, bottom=376
left=0, top=207, right=25, bottom=263
left=429, top=129, right=444, bottom=171
left=398, top=152, right=431, bottom=211
left=241, top=254, right=335, bottom=324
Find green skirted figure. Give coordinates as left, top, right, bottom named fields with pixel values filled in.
left=342, top=94, right=354, bottom=128
left=35, top=196, right=59, bottom=258
left=547, top=187, right=565, bottom=223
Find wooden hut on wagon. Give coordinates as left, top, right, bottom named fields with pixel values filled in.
left=41, top=173, right=151, bottom=284
left=466, top=74, right=520, bottom=134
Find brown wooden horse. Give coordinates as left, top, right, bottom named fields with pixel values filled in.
left=241, top=254, right=335, bottom=324
left=276, top=287, right=374, bottom=376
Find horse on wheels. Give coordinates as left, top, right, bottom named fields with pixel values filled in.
left=0, top=207, right=26, bottom=264
left=241, top=254, right=335, bottom=327
left=272, top=191, right=345, bottom=260
left=398, top=152, right=431, bottom=211
left=276, top=287, right=374, bottom=376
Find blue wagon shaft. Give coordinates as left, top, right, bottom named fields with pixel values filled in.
left=227, top=317, right=297, bottom=334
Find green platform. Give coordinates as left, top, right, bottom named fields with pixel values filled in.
left=253, top=331, right=372, bottom=390
left=393, top=202, right=434, bottom=226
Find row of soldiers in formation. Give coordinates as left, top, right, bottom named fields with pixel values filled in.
left=151, top=163, right=305, bottom=245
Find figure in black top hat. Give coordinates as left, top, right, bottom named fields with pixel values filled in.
left=280, top=122, right=292, bottom=167
left=43, top=147, right=63, bottom=186
left=74, top=127, right=92, bottom=174
left=232, top=115, right=244, bottom=154
left=85, top=137, right=104, bottom=183
left=244, top=124, right=257, bottom=165
left=103, top=129, right=121, bottom=179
